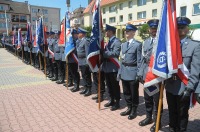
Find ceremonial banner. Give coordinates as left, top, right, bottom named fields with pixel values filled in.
left=36, top=18, right=44, bottom=54
left=17, top=28, right=22, bottom=50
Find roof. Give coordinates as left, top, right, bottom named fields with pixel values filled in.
left=83, top=0, right=95, bottom=14
left=101, top=0, right=119, bottom=7
left=73, top=7, right=85, bottom=13
left=0, top=0, right=30, bottom=15
left=83, top=0, right=120, bottom=14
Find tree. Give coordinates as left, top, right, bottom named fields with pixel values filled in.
left=84, top=26, right=92, bottom=38
left=138, top=24, right=149, bottom=40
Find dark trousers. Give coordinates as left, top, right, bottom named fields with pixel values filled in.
left=92, top=72, right=105, bottom=94
left=57, top=61, right=65, bottom=82
left=79, top=65, right=92, bottom=88
left=68, top=63, right=80, bottom=88
left=53, top=61, right=58, bottom=79
left=48, top=58, right=54, bottom=76
left=166, top=91, right=190, bottom=131
left=105, top=72, right=120, bottom=101
left=68, top=63, right=73, bottom=84
left=144, top=86, right=163, bottom=121
left=122, top=79, right=139, bottom=107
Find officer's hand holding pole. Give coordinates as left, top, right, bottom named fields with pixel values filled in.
left=181, top=88, right=193, bottom=101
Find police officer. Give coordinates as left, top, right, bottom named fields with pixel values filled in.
left=75, top=27, right=92, bottom=96
left=47, top=31, right=56, bottom=79
left=102, top=24, right=121, bottom=111
left=118, top=24, right=141, bottom=119
left=165, top=17, right=200, bottom=132
left=23, top=34, right=29, bottom=64
left=63, top=29, right=80, bottom=88
left=137, top=19, right=163, bottom=131
left=55, top=31, right=65, bottom=84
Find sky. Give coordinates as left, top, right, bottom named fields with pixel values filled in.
left=14, top=0, right=88, bottom=19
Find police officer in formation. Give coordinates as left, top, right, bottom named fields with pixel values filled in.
left=165, top=17, right=200, bottom=132
left=74, top=27, right=92, bottom=96
left=118, top=24, right=142, bottom=120
left=102, top=24, right=121, bottom=111
left=64, top=29, right=80, bottom=89
left=137, top=19, right=163, bottom=132
left=23, top=34, right=29, bottom=64
left=47, top=32, right=56, bottom=79
left=51, top=32, right=60, bottom=82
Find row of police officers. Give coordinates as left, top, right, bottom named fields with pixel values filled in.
left=3, top=16, right=200, bottom=132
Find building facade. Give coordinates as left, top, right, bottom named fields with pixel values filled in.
left=0, top=0, right=30, bottom=36
left=70, top=7, right=85, bottom=27
left=30, top=5, right=60, bottom=32
left=84, top=0, right=200, bottom=40
left=177, top=0, right=200, bottom=28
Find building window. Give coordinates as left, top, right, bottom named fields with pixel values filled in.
left=119, top=15, right=123, bottom=22
left=32, top=17, right=37, bottom=21
left=119, top=3, right=123, bottom=10
left=103, top=8, right=106, bottom=14
left=109, top=17, right=116, bottom=23
left=0, top=5, right=4, bottom=10
left=128, top=1, right=133, bottom=8
left=103, top=18, right=106, bottom=24
left=20, top=15, right=27, bottom=22
left=137, top=11, right=146, bottom=19
left=152, top=0, right=157, bottom=3
left=137, top=0, right=146, bottom=6
left=0, top=13, right=5, bottom=19
left=32, top=8, right=38, bottom=13
left=0, top=23, right=6, bottom=28
left=193, top=3, right=200, bottom=15
left=109, top=5, right=116, bottom=13
left=32, top=25, right=36, bottom=30
left=44, top=18, right=48, bottom=22
left=12, top=15, right=19, bottom=22
left=180, top=6, right=187, bottom=17
left=152, top=9, right=157, bottom=17
left=128, top=13, right=132, bottom=21
left=42, top=9, right=48, bottom=14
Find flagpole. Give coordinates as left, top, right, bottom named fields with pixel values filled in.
left=65, top=0, right=70, bottom=89
left=155, top=81, right=164, bottom=132
left=98, top=0, right=102, bottom=111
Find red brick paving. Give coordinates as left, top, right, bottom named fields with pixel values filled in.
left=0, top=48, right=200, bottom=132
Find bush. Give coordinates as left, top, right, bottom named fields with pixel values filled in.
left=138, top=24, right=149, bottom=40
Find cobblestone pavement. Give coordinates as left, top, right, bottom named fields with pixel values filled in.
left=0, top=48, right=200, bottom=132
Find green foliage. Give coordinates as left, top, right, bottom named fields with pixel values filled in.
left=84, top=26, right=92, bottom=38
left=138, top=24, right=149, bottom=40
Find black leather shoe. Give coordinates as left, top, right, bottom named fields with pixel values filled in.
left=139, top=118, right=153, bottom=126
left=95, top=96, right=104, bottom=103
left=84, top=88, right=91, bottom=97
left=128, top=107, right=137, bottom=120
left=120, top=107, right=132, bottom=116
left=169, top=126, right=176, bottom=132
left=56, top=80, right=63, bottom=84
left=104, top=100, right=114, bottom=107
left=63, top=83, right=66, bottom=87
left=68, top=83, right=73, bottom=87
left=51, top=78, right=57, bottom=81
left=150, top=123, right=161, bottom=132
left=71, top=87, right=79, bottom=92
left=79, top=88, right=87, bottom=94
left=92, top=95, right=98, bottom=100
left=110, top=100, right=120, bottom=111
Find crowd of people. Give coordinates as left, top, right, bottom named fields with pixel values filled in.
left=1, top=16, right=200, bottom=132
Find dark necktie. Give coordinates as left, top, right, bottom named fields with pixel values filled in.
left=127, top=42, right=129, bottom=49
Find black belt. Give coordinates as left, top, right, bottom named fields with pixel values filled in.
left=122, top=62, right=137, bottom=67
left=78, top=56, right=86, bottom=58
